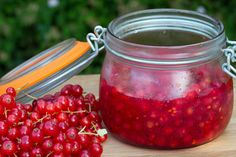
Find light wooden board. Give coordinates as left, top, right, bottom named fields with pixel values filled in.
left=50, top=75, right=236, bottom=157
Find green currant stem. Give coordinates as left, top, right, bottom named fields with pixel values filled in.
left=46, top=151, right=53, bottom=157
left=33, top=114, right=49, bottom=125
left=78, top=126, right=86, bottom=134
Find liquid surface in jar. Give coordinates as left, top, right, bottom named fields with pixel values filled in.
left=122, top=30, right=210, bottom=46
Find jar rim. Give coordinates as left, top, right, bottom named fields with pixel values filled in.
left=107, top=8, right=225, bottom=49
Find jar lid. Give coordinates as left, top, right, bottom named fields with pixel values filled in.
left=0, top=39, right=92, bottom=103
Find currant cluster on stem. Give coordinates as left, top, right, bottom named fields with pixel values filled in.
left=0, top=84, right=107, bottom=157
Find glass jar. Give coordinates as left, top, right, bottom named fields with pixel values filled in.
left=99, top=9, right=234, bottom=148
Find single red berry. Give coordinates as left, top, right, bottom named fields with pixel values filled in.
left=19, top=109, right=27, bottom=121
left=16, top=102, right=24, bottom=110
left=58, top=121, right=69, bottom=132
left=1, top=140, right=17, bottom=155
left=98, top=134, right=108, bottom=143
left=46, top=101, right=56, bottom=114
left=36, top=99, right=46, bottom=114
left=7, top=127, right=20, bottom=140
left=54, top=101, right=62, bottom=112
left=91, top=136, right=101, bottom=144
left=54, top=132, right=66, bottom=143
left=66, top=127, right=78, bottom=141
left=68, top=98, right=77, bottom=111
left=23, top=104, right=33, bottom=112
left=53, top=142, right=64, bottom=154
left=80, top=116, right=91, bottom=127
left=30, top=146, right=43, bottom=157
left=1, top=94, right=16, bottom=109
left=31, top=128, right=44, bottom=143
left=42, top=139, right=53, bottom=151
left=88, top=111, right=101, bottom=122
left=62, top=84, right=74, bottom=95
left=43, top=120, right=59, bottom=136
left=79, top=150, right=92, bottom=157
left=9, top=108, right=21, bottom=119
left=89, top=143, right=103, bottom=157
left=71, top=141, right=81, bottom=154
left=64, top=142, right=73, bottom=154
left=0, top=121, right=8, bottom=136
left=72, top=85, right=83, bottom=96
left=19, top=125, right=32, bottom=136
left=19, top=135, right=32, bottom=151
left=43, top=94, right=54, bottom=101
left=57, top=96, right=69, bottom=110
left=57, top=112, right=68, bottom=122
left=77, top=134, right=90, bottom=148
left=19, top=151, right=31, bottom=157
left=69, top=114, right=79, bottom=126
left=6, top=87, right=16, bottom=97
left=7, top=114, right=19, bottom=125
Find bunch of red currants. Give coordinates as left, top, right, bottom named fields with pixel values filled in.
left=0, top=84, right=107, bottom=157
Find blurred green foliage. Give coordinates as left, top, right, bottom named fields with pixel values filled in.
left=0, top=0, right=236, bottom=76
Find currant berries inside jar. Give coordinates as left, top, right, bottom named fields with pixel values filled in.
left=99, top=9, right=234, bottom=148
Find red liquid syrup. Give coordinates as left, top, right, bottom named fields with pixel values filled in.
left=100, top=63, right=233, bottom=148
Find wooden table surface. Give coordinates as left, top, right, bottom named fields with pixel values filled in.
left=51, top=75, right=236, bottom=157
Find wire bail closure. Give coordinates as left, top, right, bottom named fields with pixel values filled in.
left=86, top=25, right=106, bottom=55
left=222, top=39, right=236, bottom=78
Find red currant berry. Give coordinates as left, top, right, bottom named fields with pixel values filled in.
left=0, top=121, right=8, bottom=136
left=64, top=142, right=73, bottom=154
left=1, top=94, right=16, bottom=109
left=57, top=112, right=68, bottom=122
left=6, top=87, right=16, bottom=97
left=54, top=132, right=66, bottom=143
left=30, top=146, right=43, bottom=157
left=31, top=128, right=44, bottom=143
left=36, top=99, right=46, bottom=114
left=20, top=125, right=32, bottom=136
left=61, top=84, right=73, bottom=96
left=42, top=139, right=53, bottom=151
left=19, top=152, right=30, bottom=157
left=58, top=121, right=69, bottom=132
left=71, top=141, right=81, bottom=154
left=80, top=116, right=91, bottom=127
left=53, top=142, right=64, bottom=154
left=57, top=96, right=69, bottom=110
left=72, top=85, right=83, bottom=96
left=1, top=140, right=17, bottom=155
left=7, top=127, right=20, bottom=140
left=79, top=150, right=92, bottom=157
left=23, top=104, right=33, bottom=112
left=46, top=101, right=56, bottom=114
left=69, top=114, right=79, bottom=126
left=66, top=127, right=78, bottom=141
left=89, top=143, right=103, bottom=157
left=77, top=134, right=90, bottom=148
left=7, top=114, right=19, bottom=125
left=43, top=120, right=59, bottom=136
left=19, top=135, right=32, bottom=151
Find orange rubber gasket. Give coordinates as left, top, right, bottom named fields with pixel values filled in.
left=0, top=41, right=90, bottom=95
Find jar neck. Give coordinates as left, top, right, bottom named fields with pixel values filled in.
left=104, top=9, right=226, bottom=67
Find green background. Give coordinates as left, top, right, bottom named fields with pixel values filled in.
left=0, top=0, right=236, bottom=76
